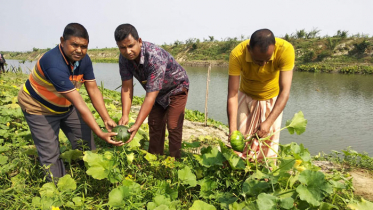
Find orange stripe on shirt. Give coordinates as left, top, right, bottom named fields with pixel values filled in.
left=36, top=59, right=45, bottom=77
left=69, top=74, right=84, bottom=82
left=29, top=75, right=72, bottom=106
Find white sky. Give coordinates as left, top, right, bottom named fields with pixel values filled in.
left=1, top=0, right=372, bottom=51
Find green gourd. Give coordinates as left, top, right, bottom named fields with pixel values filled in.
left=112, top=125, right=130, bottom=142
left=230, top=130, right=245, bottom=152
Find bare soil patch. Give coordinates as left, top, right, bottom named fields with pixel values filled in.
left=182, top=120, right=229, bottom=143
left=314, top=161, right=373, bottom=201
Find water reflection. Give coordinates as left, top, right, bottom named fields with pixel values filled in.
left=7, top=60, right=373, bottom=155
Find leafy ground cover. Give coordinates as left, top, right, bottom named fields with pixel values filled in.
left=1, top=71, right=373, bottom=209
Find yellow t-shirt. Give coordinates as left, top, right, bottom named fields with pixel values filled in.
left=228, top=38, right=295, bottom=100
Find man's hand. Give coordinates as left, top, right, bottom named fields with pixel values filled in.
left=123, top=91, right=158, bottom=144
left=118, top=115, right=129, bottom=126
left=98, top=131, right=124, bottom=146
left=257, top=120, right=271, bottom=138
left=104, top=118, right=117, bottom=132
left=125, top=124, right=140, bottom=144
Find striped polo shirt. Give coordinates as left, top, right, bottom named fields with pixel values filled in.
left=18, top=44, right=95, bottom=115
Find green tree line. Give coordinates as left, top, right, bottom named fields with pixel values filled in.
left=1, top=29, right=373, bottom=73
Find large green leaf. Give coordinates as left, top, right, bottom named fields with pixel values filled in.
left=39, top=182, right=57, bottom=198
left=41, top=197, right=59, bottom=210
left=107, top=186, right=128, bottom=207
left=295, top=144, right=311, bottom=162
left=216, top=193, right=238, bottom=209
left=144, top=151, right=159, bottom=167
left=0, top=145, right=10, bottom=152
left=278, top=157, right=296, bottom=172
left=86, top=166, right=108, bottom=180
left=256, top=193, right=277, bottom=210
left=83, top=151, right=112, bottom=180
left=22, top=145, right=38, bottom=156
left=57, top=175, right=76, bottom=192
left=198, top=147, right=224, bottom=167
left=178, top=166, right=197, bottom=187
left=182, top=141, right=201, bottom=149
left=228, top=202, right=250, bottom=210
left=126, top=152, right=135, bottom=164
left=147, top=195, right=180, bottom=210
left=126, top=132, right=142, bottom=149
left=152, top=205, right=170, bottom=210
left=60, top=149, right=83, bottom=163
left=103, top=151, right=113, bottom=160
left=145, top=151, right=158, bottom=162
left=329, top=180, right=346, bottom=189
left=296, top=170, right=333, bottom=206
left=31, top=197, right=41, bottom=208
left=219, top=141, right=245, bottom=170
left=153, top=180, right=178, bottom=201
left=189, top=200, right=216, bottom=210
left=0, top=155, right=8, bottom=165
left=242, top=179, right=270, bottom=197
left=72, top=197, right=83, bottom=207
left=285, top=111, right=307, bottom=135
left=279, top=197, right=294, bottom=209
left=108, top=180, right=143, bottom=207
left=198, top=178, right=218, bottom=199
left=108, top=168, right=123, bottom=184
left=279, top=142, right=311, bottom=162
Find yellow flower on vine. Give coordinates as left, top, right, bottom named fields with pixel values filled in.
left=294, top=160, right=306, bottom=172
left=294, top=160, right=302, bottom=168
left=125, top=175, right=133, bottom=180
left=6, top=122, right=10, bottom=127
left=296, top=166, right=306, bottom=172
left=51, top=206, right=60, bottom=210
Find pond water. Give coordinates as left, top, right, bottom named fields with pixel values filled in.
left=7, top=60, right=373, bottom=156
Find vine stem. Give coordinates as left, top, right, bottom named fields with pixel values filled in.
left=261, top=140, right=280, bottom=159
left=259, top=144, right=275, bottom=192
left=69, top=162, right=74, bottom=178
left=276, top=189, right=296, bottom=197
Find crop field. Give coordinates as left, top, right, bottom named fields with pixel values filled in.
left=1, top=71, right=372, bottom=209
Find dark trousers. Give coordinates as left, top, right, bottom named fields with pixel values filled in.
left=0, top=63, right=4, bottom=73
left=23, top=106, right=95, bottom=181
left=148, top=90, right=188, bottom=159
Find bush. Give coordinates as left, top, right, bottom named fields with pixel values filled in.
left=349, top=40, right=371, bottom=56
left=316, top=50, right=332, bottom=61
left=302, top=50, right=315, bottom=62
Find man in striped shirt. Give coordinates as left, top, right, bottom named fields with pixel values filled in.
left=18, top=23, right=122, bottom=181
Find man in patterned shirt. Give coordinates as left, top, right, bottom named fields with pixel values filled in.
left=114, top=24, right=189, bottom=159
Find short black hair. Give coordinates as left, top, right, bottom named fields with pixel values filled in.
left=249, top=29, right=275, bottom=53
left=63, top=23, right=89, bottom=42
left=114, top=24, right=139, bottom=42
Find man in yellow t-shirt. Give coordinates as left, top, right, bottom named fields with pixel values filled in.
left=227, top=29, right=295, bottom=160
